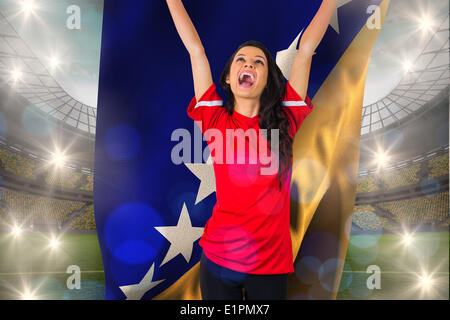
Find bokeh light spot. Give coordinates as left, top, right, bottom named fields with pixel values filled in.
left=104, top=202, right=163, bottom=264
left=319, top=258, right=352, bottom=293
left=104, top=124, right=141, bottom=161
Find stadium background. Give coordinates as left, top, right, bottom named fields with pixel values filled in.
left=0, top=0, right=448, bottom=299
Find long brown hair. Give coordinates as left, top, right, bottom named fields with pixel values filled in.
left=219, top=40, right=293, bottom=190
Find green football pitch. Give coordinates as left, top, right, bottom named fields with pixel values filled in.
left=0, top=231, right=448, bottom=300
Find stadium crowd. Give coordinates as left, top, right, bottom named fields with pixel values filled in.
left=0, top=143, right=448, bottom=231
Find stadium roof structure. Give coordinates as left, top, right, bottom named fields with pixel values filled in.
left=0, top=12, right=97, bottom=140
left=360, top=13, right=449, bottom=136
left=0, top=11, right=448, bottom=141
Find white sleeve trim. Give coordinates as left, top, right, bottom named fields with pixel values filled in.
left=282, top=100, right=308, bottom=107
left=195, top=100, right=223, bottom=109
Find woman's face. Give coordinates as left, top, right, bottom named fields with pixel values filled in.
left=226, top=46, right=269, bottom=101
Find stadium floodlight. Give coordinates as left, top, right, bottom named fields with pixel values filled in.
left=21, top=290, right=36, bottom=300
left=49, top=237, right=60, bottom=250
left=11, top=68, right=23, bottom=82
left=20, top=0, right=37, bottom=17
left=48, top=55, right=61, bottom=70
left=11, top=225, right=22, bottom=237
left=402, top=233, right=414, bottom=246
left=52, top=151, right=66, bottom=168
left=418, top=273, right=434, bottom=291
left=375, top=151, right=390, bottom=168
left=402, top=59, right=413, bottom=73
left=418, top=14, right=435, bottom=33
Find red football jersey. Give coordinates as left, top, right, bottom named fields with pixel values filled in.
left=187, top=81, right=313, bottom=274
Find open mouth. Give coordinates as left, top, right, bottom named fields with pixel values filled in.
left=238, top=71, right=255, bottom=88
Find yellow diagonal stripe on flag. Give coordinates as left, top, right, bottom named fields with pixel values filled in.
left=155, top=0, right=390, bottom=300
left=288, top=0, right=390, bottom=299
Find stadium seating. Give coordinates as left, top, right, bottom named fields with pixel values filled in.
left=0, top=187, right=85, bottom=226
left=352, top=205, right=381, bottom=231
left=352, top=205, right=397, bottom=231
left=378, top=191, right=449, bottom=224
left=379, top=164, right=420, bottom=190
left=0, top=144, right=94, bottom=191
left=45, top=168, right=84, bottom=189
left=0, top=145, right=37, bottom=180
left=428, top=153, right=449, bottom=179
left=0, top=202, right=8, bottom=226
left=79, top=175, right=94, bottom=192
left=356, top=152, right=448, bottom=193
left=377, top=216, right=396, bottom=231
left=1, top=140, right=447, bottom=232
left=356, top=176, right=380, bottom=193
left=70, top=204, right=96, bottom=230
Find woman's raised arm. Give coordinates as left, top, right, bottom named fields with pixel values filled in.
left=166, top=0, right=213, bottom=101
left=289, top=0, right=337, bottom=100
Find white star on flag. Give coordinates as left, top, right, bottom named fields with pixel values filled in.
left=330, top=0, right=352, bottom=34
left=276, top=29, right=305, bottom=79
left=276, top=1, right=352, bottom=77
left=119, top=263, right=165, bottom=300
left=184, top=155, right=216, bottom=204
left=155, top=202, right=204, bottom=267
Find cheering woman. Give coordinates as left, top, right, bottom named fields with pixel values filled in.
left=166, top=0, right=337, bottom=300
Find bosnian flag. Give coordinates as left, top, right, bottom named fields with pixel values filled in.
left=95, top=0, right=389, bottom=299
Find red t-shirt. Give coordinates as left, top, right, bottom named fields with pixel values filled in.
left=187, top=81, right=313, bottom=274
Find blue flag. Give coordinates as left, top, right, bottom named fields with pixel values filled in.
left=95, top=0, right=386, bottom=299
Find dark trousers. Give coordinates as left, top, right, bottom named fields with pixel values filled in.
left=199, top=252, right=288, bottom=300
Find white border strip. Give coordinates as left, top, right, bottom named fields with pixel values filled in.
left=282, top=100, right=307, bottom=107
left=195, top=100, right=223, bottom=109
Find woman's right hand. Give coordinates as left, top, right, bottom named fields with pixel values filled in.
left=166, top=0, right=213, bottom=101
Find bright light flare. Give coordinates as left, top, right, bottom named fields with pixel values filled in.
left=20, top=0, right=37, bottom=16
left=10, top=68, right=23, bottom=82
left=48, top=55, right=61, bottom=70
left=19, top=284, right=42, bottom=300
left=11, top=225, right=22, bottom=237
left=375, top=151, right=390, bottom=168
left=418, top=14, right=435, bottom=33
left=406, top=264, right=444, bottom=299
left=21, top=289, right=36, bottom=300
left=402, top=233, right=414, bottom=247
left=402, top=59, right=413, bottom=73
left=51, top=151, right=66, bottom=168
left=418, top=273, right=435, bottom=291
left=48, top=237, right=60, bottom=250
